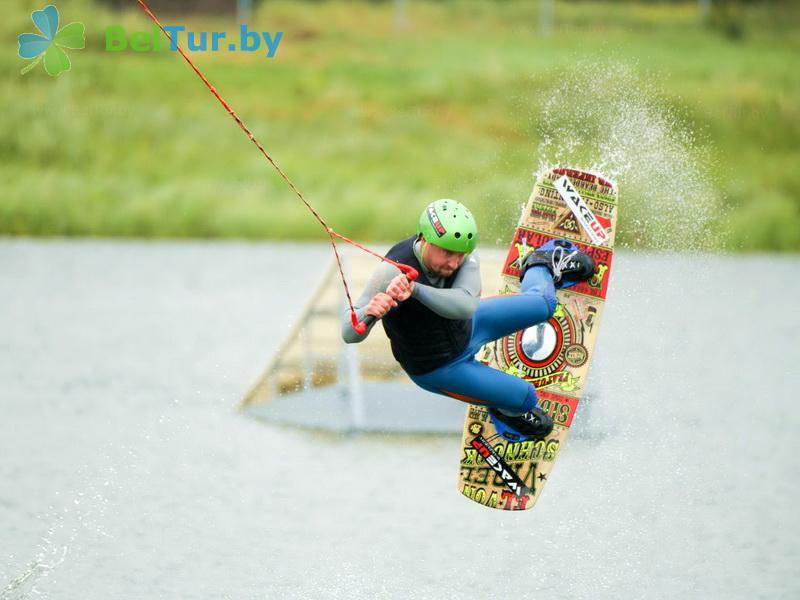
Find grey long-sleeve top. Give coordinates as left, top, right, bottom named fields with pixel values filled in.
left=341, top=240, right=481, bottom=343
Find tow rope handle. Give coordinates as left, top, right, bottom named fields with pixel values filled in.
left=351, top=264, right=419, bottom=335
left=132, top=0, right=424, bottom=342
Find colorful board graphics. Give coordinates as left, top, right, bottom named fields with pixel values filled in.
left=457, top=167, right=618, bottom=511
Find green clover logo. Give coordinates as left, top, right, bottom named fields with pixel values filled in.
left=18, top=4, right=85, bottom=76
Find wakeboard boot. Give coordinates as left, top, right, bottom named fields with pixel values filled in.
left=488, top=406, right=554, bottom=440
left=519, top=239, right=596, bottom=288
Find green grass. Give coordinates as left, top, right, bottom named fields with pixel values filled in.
left=3, top=0, right=799, bottom=250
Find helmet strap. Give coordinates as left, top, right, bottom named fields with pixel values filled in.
left=416, top=235, right=433, bottom=274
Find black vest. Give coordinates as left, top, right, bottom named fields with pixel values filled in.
left=382, top=236, right=472, bottom=375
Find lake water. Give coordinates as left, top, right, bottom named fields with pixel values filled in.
left=1, top=239, right=798, bottom=599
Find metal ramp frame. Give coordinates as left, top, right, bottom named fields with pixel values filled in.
left=239, top=247, right=508, bottom=434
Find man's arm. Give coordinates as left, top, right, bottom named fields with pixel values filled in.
left=411, top=254, right=481, bottom=319
left=341, top=262, right=401, bottom=343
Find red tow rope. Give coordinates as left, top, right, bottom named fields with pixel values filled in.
left=134, top=0, right=417, bottom=333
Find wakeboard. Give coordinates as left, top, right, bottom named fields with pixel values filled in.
left=457, top=167, right=618, bottom=510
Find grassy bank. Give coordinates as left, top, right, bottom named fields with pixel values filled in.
left=3, top=0, right=799, bottom=250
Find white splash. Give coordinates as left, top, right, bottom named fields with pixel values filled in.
left=536, top=61, right=723, bottom=250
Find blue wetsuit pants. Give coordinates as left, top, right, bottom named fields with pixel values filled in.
left=409, top=266, right=556, bottom=415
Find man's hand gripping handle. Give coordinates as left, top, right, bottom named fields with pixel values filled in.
left=351, top=264, right=418, bottom=334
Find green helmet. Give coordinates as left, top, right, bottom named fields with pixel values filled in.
left=417, top=199, right=478, bottom=254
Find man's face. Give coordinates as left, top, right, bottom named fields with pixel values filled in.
left=421, top=237, right=467, bottom=278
